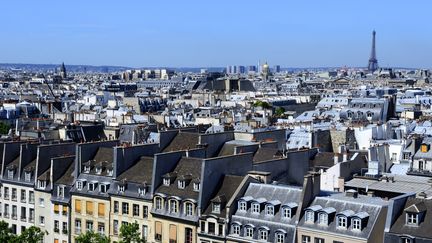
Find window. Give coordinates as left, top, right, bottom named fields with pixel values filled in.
left=178, top=180, right=185, bottom=189
left=185, top=202, right=193, bottom=216
left=100, top=184, right=109, bottom=193
left=208, top=222, right=215, bottom=235
left=98, top=223, right=105, bottom=234
left=7, top=169, right=14, bottom=179
left=283, top=207, right=291, bottom=218
left=315, top=238, right=325, bottom=243
left=305, top=211, right=314, bottom=222
left=122, top=202, right=129, bottom=215
left=29, top=209, right=34, bottom=222
left=407, top=213, right=418, bottom=225
left=95, top=167, right=102, bottom=175
left=337, top=216, right=347, bottom=228
left=75, top=199, right=82, bottom=213
left=76, top=180, right=84, bottom=190
left=155, top=197, right=163, bottom=210
left=259, top=229, right=268, bottom=241
left=143, top=206, right=148, bottom=218
left=163, top=178, right=170, bottom=186
left=62, top=222, right=67, bottom=234
left=245, top=227, right=254, bottom=238
left=401, top=237, right=413, bottom=243
left=252, top=203, right=260, bottom=214
left=265, top=205, right=274, bottom=216
left=302, top=235, right=311, bottom=243
left=54, top=204, right=60, bottom=214
left=57, top=186, right=65, bottom=198
left=86, top=220, right=93, bottom=232
left=11, top=188, right=17, bottom=201
left=39, top=198, right=45, bottom=207
left=200, top=221, right=206, bottom=233
left=118, top=185, right=125, bottom=193
left=133, top=204, right=140, bottom=216
left=29, top=191, right=34, bottom=204
left=185, top=227, right=193, bottom=243
left=113, top=201, right=119, bottom=213
left=352, top=218, right=361, bottom=230
left=238, top=201, right=247, bottom=211
left=12, top=205, right=17, bottom=219
left=24, top=172, right=32, bottom=182
left=107, top=168, right=113, bottom=176
left=155, top=221, right=162, bottom=242
left=98, top=203, right=105, bottom=217
left=232, top=224, right=240, bottom=235
left=37, top=180, right=46, bottom=189
left=54, top=220, right=60, bottom=233
left=138, top=187, right=146, bottom=196
left=193, top=182, right=200, bottom=191
left=318, top=213, right=328, bottom=225
left=20, top=190, right=26, bottom=203
left=218, top=224, right=223, bottom=236
left=212, top=203, right=220, bottom=214
left=86, top=201, right=93, bottom=215
left=83, top=165, right=91, bottom=173
left=75, top=219, right=82, bottom=234
left=87, top=182, right=96, bottom=191
left=39, top=216, right=45, bottom=226
left=62, top=206, right=68, bottom=215
left=276, top=232, right=285, bottom=243
left=142, top=225, right=148, bottom=239
left=169, top=200, right=178, bottom=214
left=403, top=152, right=411, bottom=160
left=113, top=220, right=119, bottom=235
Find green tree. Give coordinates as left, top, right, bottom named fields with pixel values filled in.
left=0, top=220, right=17, bottom=242
left=0, top=122, right=10, bottom=135
left=119, top=222, right=145, bottom=243
left=275, top=107, right=286, bottom=117
left=17, top=226, right=47, bottom=243
left=75, top=231, right=111, bottom=243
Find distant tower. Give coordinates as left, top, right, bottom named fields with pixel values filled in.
left=367, top=30, right=378, bottom=72
left=261, top=62, right=270, bottom=81
left=60, top=62, right=67, bottom=79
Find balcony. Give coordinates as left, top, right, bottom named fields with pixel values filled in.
left=21, top=198, right=27, bottom=203
left=12, top=215, right=17, bottom=220
left=4, top=213, right=9, bottom=218
left=20, top=217, right=27, bottom=222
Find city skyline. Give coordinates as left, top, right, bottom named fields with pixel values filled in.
left=1, top=0, right=431, bottom=68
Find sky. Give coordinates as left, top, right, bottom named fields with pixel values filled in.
left=0, top=0, right=431, bottom=68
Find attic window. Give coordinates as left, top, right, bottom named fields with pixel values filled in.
left=88, top=182, right=98, bottom=192
left=352, top=218, right=362, bottom=231
left=421, top=144, right=429, bottom=153
left=24, top=171, right=32, bottom=182
left=337, top=216, right=348, bottom=228
left=282, top=207, right=292, bottom=218
left=238, top=201, right=247, bottom=212
left=265, top=205, right=274, bottom=216
left=57, top=186, right=65, bottom=198
left=406, top=212, right=418, bottom=226
left=83, top=165, right=91, bottom=173
left=37, top=180, right=46, bottom=189
left=100, top=183, right=109, bottom=193
left=95, top=167, right=102, bottom=175
left=107, top=168, right=113, bottom=176
left=212, top=203, right=221, bottom=214
left=7, top=169, right=14, bottom=179
left=163, top=178, right=170, bottom=186
left=178, top=180, right=185, bottom=189
left=118, top=185, right=125, bottom=193
left=401, top=237, right=414, bottom=243
left=193, top=182, right=200, bottom=191
left=305, top=210, right=315, bottom=223
left=403, top=152, right=411, bottom=160
left=76, top=180, right=86, bottom=190
left=318, top=213, right=328, bottom=225
left=252, top=203, right=260, bottom=214
left=138, top=187, right=146, bottom=196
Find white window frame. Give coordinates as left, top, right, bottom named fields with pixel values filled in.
left=265, top=205, right=274, bottom=216
left=252, top=203, right=260, bottom=214
left=232, top=224, right=240, bottom=235
left=352, top=218, right=362, bottom=230
left=155, top=197, right=163, bottom=210
left=185, top=202, right=193, bottom=216
left=163, top=178, right=170, bottom=186
left=212, top=203, right=220, bottom=214
left=178, top=180, right=185, bottom=189
left=276, top=232, right=285, bottom=243
left=337, top=216, right=348, bottom=228
left=259, top=229, right=268, bottom=241
left=283, top=207, right=291, bottom=218
left=245, top=227, right=253, bottom=238
left=169, top=199, right=178, bottom=214
left=318, top=213, right=328, bottom=225
left=305, top=211, right=314, bottom=222
left=238, top=201, right=247, bottom=212
left=407, top=212, right=418, bottom=225
left=193, top=182, right=200, bottom=191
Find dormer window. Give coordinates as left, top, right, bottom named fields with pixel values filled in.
left=212, top=203, right=220, bottom=214
left=283, top=207, right=292, bottom=218
left=57, top=186, right=65, bottom=198
left=337, top=216, right=348, bottom=228
left=352, top=218, right=362, bottom=230
left=401, top=237, right=414, bottom=243
left=265, top=205, right=274, bottom=216
left=83, top=165, right=91, bottom=173
left=24, top=171, right=32, bottom=182
left=95, top=167, right=102, bottom=175
left=169, top=199, right=178, bottom=214
left=118, top=185, right=125, bottom=193
left=238, top=201, right=247, bottom=212
left=305, top=210, right=315, bottom=223
left=232, top=224, right=241, bottom=235
left=107, top=168, right=113, bottom=176
left=7, top=169, right=14, bottom=179
left=88, top=182, right=97, bottom=192
left=76, top=180, right=86, bottom=190
left=138, top=187, right=146, bottom=196
left=163, top=178, right=171, bottom=186
left=403, top=152, right=411, bottom=160
left=155, top=197, right=163, bottom=210
left=318, top=213, right=328, bottom=225
left=185, top=202, right=194, bottom=216
left=100, top=183, right=109, bottom=193
left=406, top=212, right=418, bottom=225
left=193, top=182, right=200, bottom=191
left=252, top=203, right=260, bottom=214
left=178, top=180, right=185, bottom=189
left=37, top=180, right=46, bottom=189
left=421, top=144, right=430, bottom=153
left=258, top=228, right=269, bottom=241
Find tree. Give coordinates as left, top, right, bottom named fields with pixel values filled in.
left=0, top=122, right=10, bottom=135
left=119, top=222, right=145, bottom=243
left=17, top=226, right=47, bottom=243
left=0, top=221, right=17, bottom=242
left=75, top=231, right=111, bottom=243
left=275, top=107, right=286, bottom=117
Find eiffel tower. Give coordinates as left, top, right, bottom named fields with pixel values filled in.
left=367, top=30, right=378, bottom=72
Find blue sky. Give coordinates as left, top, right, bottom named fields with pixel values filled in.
left=0, top=0, right=431, bottom=68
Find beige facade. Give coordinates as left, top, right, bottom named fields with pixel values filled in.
left=110, top=196, right=153, bottom=242
left=0, top=183, right=35, bottom=235
left=35, top=190, right=70, bottom=243
left=70, top=195, right=110, bottom=242
left=152, top=217, right=197, bottom=243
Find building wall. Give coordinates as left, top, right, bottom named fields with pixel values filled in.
left=70, top=195, right=110, bottom=242
left=152, top=217, right=197, bottom=243
left=296, top=228, right=366, bottom=243
left=200, top=132, right=234, bottom=158
left=110, top=196, right=153, bottom=242
left=0, top=184, right=35, bottom=235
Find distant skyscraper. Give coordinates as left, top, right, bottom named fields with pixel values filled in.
left=273, top=65, right=281, bottom=73
left=237, top=65, right=245, bottom=74
left=60, top=62, right=67, bottom=79
left=367, top=30, right=378, bottom=72
left=248, top=65, right=257, bottom=72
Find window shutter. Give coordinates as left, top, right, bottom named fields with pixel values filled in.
left=98, top=203, right=105, bottom=217
left=86, top=201, right=93, bottom=215
left=169, top=225, right=177, bottom=241
left=155, top=221, right=162, bottom=234
left=75, top=199, right=81, bottom=213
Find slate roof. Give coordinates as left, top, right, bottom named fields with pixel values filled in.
left=253, top=147, right=282, bottom=163
left=388, top=197, right=432, bottom=239
left=56, top=163, right=75, bottom=185
left=93, top=147, right=113, bottom=164
left=155, top=157, right=202, bottom=200
left=116, top=156, right=154, bottom=183
left=298, top=193, right=388, bottom=240
left=163, top=132, right=199, bottom=152
left=203, top=175, right=244, bottom=217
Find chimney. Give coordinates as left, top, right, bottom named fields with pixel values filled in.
left=343, top=152, right=348, bottom=162
left=334, top=154, right=339, bottom=164
left=346, top=189, right=358, bottom=198
left=247, top=171, right=271, bottom=184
